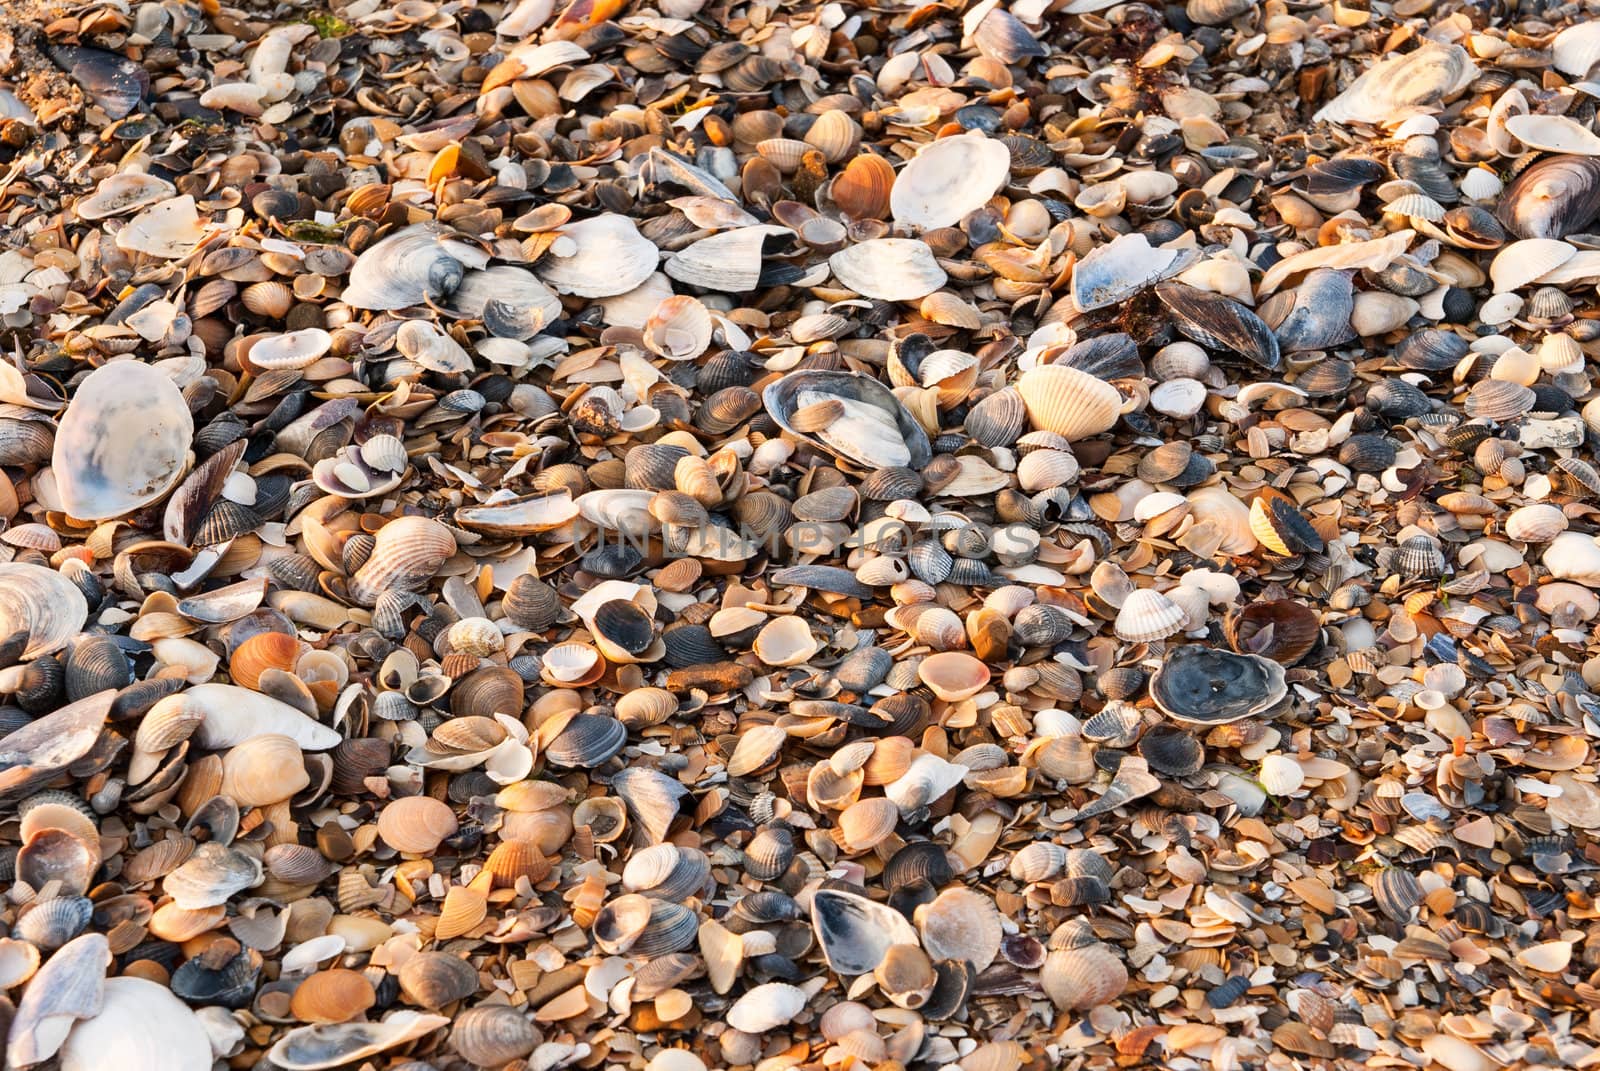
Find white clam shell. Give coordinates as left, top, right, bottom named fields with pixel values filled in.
left=6, top=932, right=110, bottom=1068
left=1554, top=21, right=1600, bottom=77
left=1490, top=239, right=1577, bottom=294
left=1503, top=113, right=1600, bottom=156
left=890, top=133, right=1012, bottom=230
left=52, top=360, right=193, bottom=521
left=539, top=214, right=660, bottom=298
left=252, top=328, right=332, bottom=371
left=829, top=239, right=948, bottom=302
left=0, top=562, right=88, bottom=660
left=115, top=195, right=209, bottom=257
left=726, top=982, right=808, bottom=1033
left=662, top=225, right=791, bottom=294
left=1312, top=43, right=1475, bottom=125
left=60, top=977, right=212, bottom=1071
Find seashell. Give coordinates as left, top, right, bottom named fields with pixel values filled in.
left=1505, top=503, right=1568, bottom=543
left=727, top=982, right=808, bottom=1033
left=837, top=797, right=900, bottom=852
left=1150, top=645, right=1287, bottom=724
left=833, top=153, right=896, bottom=220
left=1312, top=43, right=1475, bottom=126
left=348, top=517, right=457, bottom=606
left=1505, top=113, right=1600, bottom=156
left=918, top=651, right=991, bottom=701
left=0, top=937, right=39, bottom=989
left=629, top=899, right=699, bottom=957
left=1072, top=232, right=1195, bottom=312
left=891, top=133, right=1011, bottom=230
left=163, top=842, right=263, bottom=909
left=76, top=173, right=176, bottom=220
left=15, top=895, right=95, bottom=951
left=450, top=1006, right=537, bottom=1067
left=377, top=795, right=458, bottom=854
left=544, top=713, right=626, bottom=767
left=1249, top=488, right=1324, bottom=556
left=1465, top=378, right=1535, bottom=421
left=665, top=225, right=792, bottom=293
left=1370, top=867, right=1423, bottom=923
left=616, top=687, right=678, bottom=729
left=0, top=563, right=88, bottom=662
left=875, top=944, right=937, bottom=1009
left=643, top=296, right=714, bottom=361
left=612, top=766, right=689, bottom=845
left=398, top=950, right=478, bottom=1009
left=535, top=213, right=660, bottom=298
left=1490, top=238, right=1576, bottom=294
left=1269, top=269, right=1356, bottom=352
left=0, top=690, right=114, bottom=802
left=230, top=631, right=301, bottom=690
left=1017, top=448, right=1080, bottom=491
left=289, top=969, right=377, bottom=1025
left=623, top=843, right=712, bottom=900
left=268, top=1011, right=450, bottom=1071
left=1015, top=364, right=1122, bottom=441
left=17, top=826, right=98, bottom=896
left=764, top=370, right=932, bottom=470
left=1259, top=753, right=1305, bottom=795
left=1225, top=600, right=1321, bottom=665
left=61, top=975, right=212, bottom=1071
left=811, top=887, right=920, bottom=976
left=1041, top=921, right=1127, bottom=1010
left=804, top=110, right=861, bottom=163
left=1156, top=282, right=1282, bottom=371
left=220, top=734, right=310, bottom=807
left=743, top=822, right=797, bottom=879
left=241, top=280, right=293, bottom=318
left=342, top=223, right=474, bottom=310
left=1137, top=724, right=1205, bottom=776
left=1554, top=21, right=1600, bottom=77
left=1113, top=588, right=1186, bottom=642
left=252, top=329, right=333, bottom=371
left=52, top=361, right=193, bottom=521
left=829, top=239, right=947, bottom=302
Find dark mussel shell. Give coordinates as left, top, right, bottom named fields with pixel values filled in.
left=1154, top=282, right=1281, bottom=371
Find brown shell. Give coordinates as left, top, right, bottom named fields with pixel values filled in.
left=289, top=969, right=377, bottom=1024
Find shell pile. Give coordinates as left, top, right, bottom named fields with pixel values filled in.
left=5, top=0, right=1600, bottom=1068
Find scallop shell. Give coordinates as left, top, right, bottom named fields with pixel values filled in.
left=1015, top=365, right=1122, bottom=441
left=348, top=516, right=457, bottom=606
left=1041, top=931, right=1127, bottom=1010
left=1113, top=588, right=1186, bottom=642
left=890, top=133, right=1012, bottom=230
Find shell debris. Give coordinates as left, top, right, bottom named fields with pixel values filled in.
left=0, top=0, right=1598, bottom=1068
